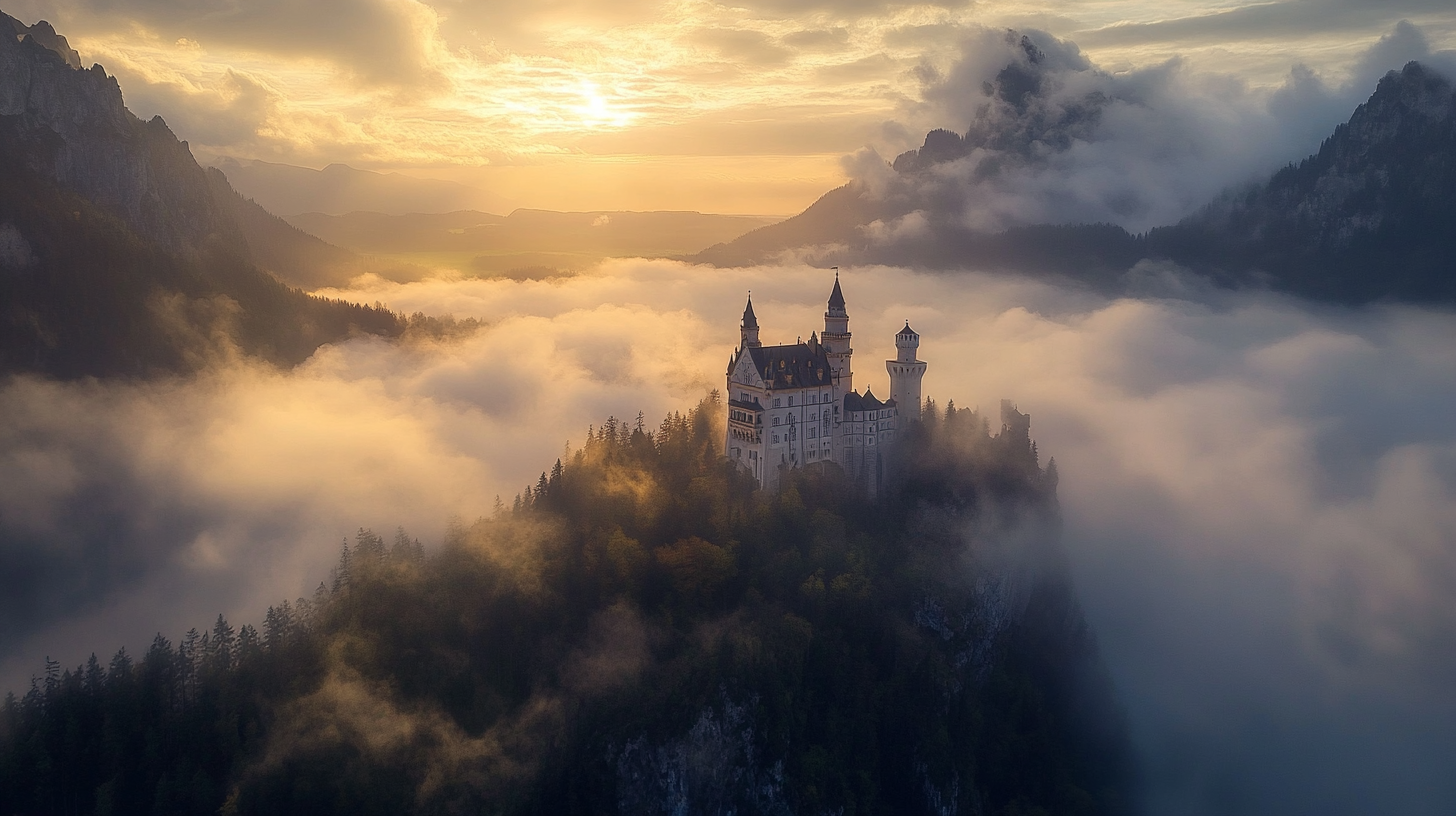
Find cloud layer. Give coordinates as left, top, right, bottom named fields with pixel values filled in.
left=850, top=21, right=1456, bottom=234
left=4, top=259, right=1456, bottom=812
left=4, top=0, right=1452, bottom=213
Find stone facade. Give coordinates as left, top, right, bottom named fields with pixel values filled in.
left=724, top=276, right=926, bottom=495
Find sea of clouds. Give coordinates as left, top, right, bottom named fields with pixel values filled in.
left=3, top=260, right=1456, bottom=813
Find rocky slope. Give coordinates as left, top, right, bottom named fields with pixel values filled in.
left=0, top=12, right=399, bottom=377
left=1146, top=61, right=1456, bottom=301
left=695, top=61, right=1456, bottom=304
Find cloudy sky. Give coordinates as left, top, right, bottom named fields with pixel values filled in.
left=6, top=0, right=1456, bottom=212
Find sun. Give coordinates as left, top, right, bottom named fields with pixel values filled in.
left=576, top=80, right=633, bottom=129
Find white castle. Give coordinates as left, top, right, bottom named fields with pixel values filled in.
left=724, top=275, right=927, bottom=494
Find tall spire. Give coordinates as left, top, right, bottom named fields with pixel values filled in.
left=822, top=268, right=852, bottom=392
left=827, top=270, right=845, bottom=310
left=740, top=292, right=761, bottom=348
left=741, top=294, right=758, bottom=329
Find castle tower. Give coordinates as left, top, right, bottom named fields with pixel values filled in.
left=740, top=294, right=761, bottom=349
left=821, top=273, right=853, bottom=393
left=886, top=321, right=927, bottom=420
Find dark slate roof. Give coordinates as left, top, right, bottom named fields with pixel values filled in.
left=741, top=295, right=758, bottom=329
left=898, top=320, right=917, bottom=337
left=827, top=275, right=846, bottom=309
left=843, top=389, right=896, bottom=413
left=747, top=342, right=833, bottom=389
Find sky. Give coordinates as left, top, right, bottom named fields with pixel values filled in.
left=5, top=0, right=1456, bottom=213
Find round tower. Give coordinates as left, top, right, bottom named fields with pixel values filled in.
left=886, top=321, right=926, bottom=419
left=821, top=272, right=853, bottom=392
left=740, top=294, right=761, bottom=349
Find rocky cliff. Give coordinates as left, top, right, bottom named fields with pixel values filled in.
left=2, top=13, right=238, bottom=256
left=0, top=10, right=399, bottom=378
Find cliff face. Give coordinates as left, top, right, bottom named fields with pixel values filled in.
left=0, top=11, right=400, bottom=378
left=1, top=16, right=236, bottom=257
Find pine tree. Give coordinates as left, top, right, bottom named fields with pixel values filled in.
left=211, top=614, right=236, bottom=673
left=332, top=540, right=352, bottom=593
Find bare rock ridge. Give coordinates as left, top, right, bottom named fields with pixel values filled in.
left=1, top=13, right=236, bottom=255
left=0, top=10, right=398, bottom=378
left=3, top=11, right=80, bottom=68
left=694, top=60, right=1456, bottom=304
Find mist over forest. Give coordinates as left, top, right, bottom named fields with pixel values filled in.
left=6, top=262, right=1456, bottom=812
left=4, top=3, right=1456, bottom=814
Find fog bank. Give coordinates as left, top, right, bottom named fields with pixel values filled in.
left=4, top=260, right=1456, bottom=813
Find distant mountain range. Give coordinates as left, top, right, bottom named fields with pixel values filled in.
left=289, top=209, right=779, bottom=274
left=0, top=13, right=398, bottom=378
left=695, top=62, right=1456, bottom=305
left=210, top=157, right=516, bottom=218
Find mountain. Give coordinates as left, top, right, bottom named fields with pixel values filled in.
left=0, top=13, right=399, bottom=377
left=0, top=397, right=1136, bottom=816
left=694, top=62, right=1456, bottom=305
left=290, top=208, right=780, bottom=273
left=1145, top=61, right=1456, bottom=302
left=211, top=157, right=516, bottom=217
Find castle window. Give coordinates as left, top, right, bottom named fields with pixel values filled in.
left=772, top=434, right=779, bottom=444
left=773, top=398, right=781, bottom=408
left=788, top=396, right=794, bottom=406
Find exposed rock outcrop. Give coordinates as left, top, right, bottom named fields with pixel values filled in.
left=1, top=14, right=236, bottom=256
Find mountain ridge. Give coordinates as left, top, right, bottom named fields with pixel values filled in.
left=693, top=61, right=1456, bottom=304
left=0, top=13, right=399, bottom=377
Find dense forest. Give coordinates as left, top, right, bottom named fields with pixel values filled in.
left=0, top=396, right=1134, bottom=815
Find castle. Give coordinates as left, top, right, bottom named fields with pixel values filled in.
left=724, top=275, right=927, bottom=494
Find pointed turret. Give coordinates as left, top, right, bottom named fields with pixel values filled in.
left=740, top=294, right=761, bottom=348
left=827, top=274, right=846, bottom=312
left=822, top=271, right=852, bottom=392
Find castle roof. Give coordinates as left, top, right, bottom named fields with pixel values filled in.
left=843, top=389, right=895, bottom=413
left=741, top=295, right=758, bottom=329
left=747, top=342, right=833, bottom=390
left=827, top=275, right=845, bottom=309
left=898, top=320, right=917, bottom=337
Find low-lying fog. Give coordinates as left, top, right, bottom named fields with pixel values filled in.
left=3, top=260, right=1455, bottom=814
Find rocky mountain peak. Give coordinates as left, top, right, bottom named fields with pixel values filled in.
left=0, top=13, right=234, bottom=255
left=4, top=11, right=83, bottom=69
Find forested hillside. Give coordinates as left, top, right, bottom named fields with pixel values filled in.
left=0, top=17, right=400, bottom=378
left=0, top=396, right=1133, bottom=816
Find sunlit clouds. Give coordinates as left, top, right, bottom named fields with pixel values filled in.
left=4, top=260, right=1456, bottom=809
left=8, top=0, right=1452, bottom=212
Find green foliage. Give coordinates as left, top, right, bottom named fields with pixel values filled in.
left=0, top=396, right=1134, bottom=815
